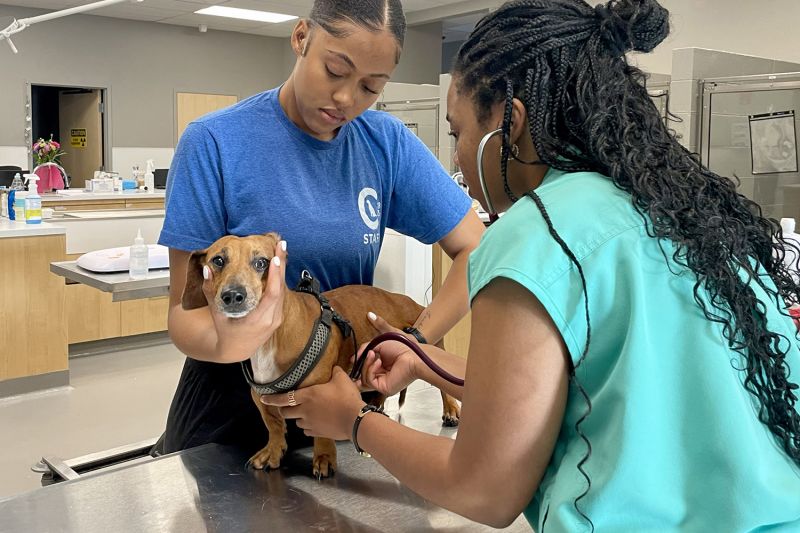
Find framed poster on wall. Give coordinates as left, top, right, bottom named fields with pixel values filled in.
left=749, top=110, right=799, bottom=175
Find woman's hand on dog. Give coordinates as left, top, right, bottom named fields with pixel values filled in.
left=350, top=312, right=421, bottom=395
left=261, top=367, right=365, bottom=440
left=204, top=240, right=288, bottom=362
left=356, top=341, right=419, bottom=397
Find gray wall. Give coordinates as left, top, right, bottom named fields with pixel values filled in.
left=441, top=40, right=465, bottom=74
left=393, top=22, right=443, bottom=85
left=0, top=6, right=290, bottom=149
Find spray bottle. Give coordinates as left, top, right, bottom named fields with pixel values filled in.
left=144, top=159, right=155, bottom=192
left=24, top=174, right=41, bottom=224
left=129, top=228, right=149, bottom=280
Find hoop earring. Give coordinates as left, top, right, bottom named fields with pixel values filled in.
left=501, top=143, right=521, bottom=158
left=507, top=143, right=543, bottom=166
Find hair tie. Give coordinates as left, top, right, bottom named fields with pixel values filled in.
left=594, top=3, right=630, bottom=58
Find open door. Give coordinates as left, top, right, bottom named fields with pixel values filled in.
left=58, top=89, right=103, bottom=189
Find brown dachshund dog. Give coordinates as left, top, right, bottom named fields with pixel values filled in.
left=181, top=232, right=461, bottom=478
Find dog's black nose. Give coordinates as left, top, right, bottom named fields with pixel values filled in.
left=221, top=286, right=247, bottom=307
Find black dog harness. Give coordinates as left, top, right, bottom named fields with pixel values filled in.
left=241, top=271, right=355, bottom=395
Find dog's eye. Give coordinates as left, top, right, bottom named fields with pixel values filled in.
left=211, top=256, right=225, bottom=268
left=253, top=257, right=268, bottom=272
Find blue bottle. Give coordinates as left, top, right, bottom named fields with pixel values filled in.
left=7, top=189, right=15, bottom=221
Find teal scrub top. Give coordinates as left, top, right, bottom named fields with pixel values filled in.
left=468, top=168, right=800, bottom=532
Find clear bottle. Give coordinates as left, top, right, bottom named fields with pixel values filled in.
left=10, top=172, right=24, bottom=191
left=129, top=229, right=149, bottom=280
left=24, top=174, right=41, bottom=224
left=144, top=159, right=155, bottom=192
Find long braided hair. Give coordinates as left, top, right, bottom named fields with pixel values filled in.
left=455, top=0, right=800, bottom=527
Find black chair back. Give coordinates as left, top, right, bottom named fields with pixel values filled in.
left=0, top=169, right=28, bottom=188
left=154, top=168, right=168, bottom=189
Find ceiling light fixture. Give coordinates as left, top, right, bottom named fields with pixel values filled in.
left=194, top=6, right=298, bottom=24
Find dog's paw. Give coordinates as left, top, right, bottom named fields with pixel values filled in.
left=312, top=453, right=336, bottom=479
left=246, top=441, right=287, bottom=470
left=442, top=400, right=461, bottom=427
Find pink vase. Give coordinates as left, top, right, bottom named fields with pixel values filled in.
left=34, top=164, right=65, bottom=193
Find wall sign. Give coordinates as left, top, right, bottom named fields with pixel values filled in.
left=70, top=128, right=87, bottom=148
left=749, top=110, right=798, bottom=175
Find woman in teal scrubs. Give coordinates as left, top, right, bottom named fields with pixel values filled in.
left=264, top=1, right=800, bottom=531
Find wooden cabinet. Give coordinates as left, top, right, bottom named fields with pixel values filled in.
left=66, top=283, right=122, bottom=344
left=46, top=200, right=126, bottom=212
left=43, top=197, right=166, bottom=213
left=120, top=297, right=169, bottom=337
left=432, top=244, right=471, bottom=359
left=0, top=234, right=67, bottom=381
left=65, top=284, right=169, bottom=344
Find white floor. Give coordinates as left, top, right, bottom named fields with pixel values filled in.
left=0, top=343, right=185, bottom=499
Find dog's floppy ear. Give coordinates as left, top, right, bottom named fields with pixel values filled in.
left=181, top=249, right=208, bottom=310
left=261, top=232, right=281, bottom=248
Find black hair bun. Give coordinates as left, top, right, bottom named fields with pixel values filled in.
left=596, top=0, right=670, bottom=55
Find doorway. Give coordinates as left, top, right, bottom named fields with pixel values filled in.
left=30, top=84, right=108, bottom=189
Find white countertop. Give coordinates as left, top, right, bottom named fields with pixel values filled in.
left=0, top=219, right=66, bottom=238
left=53, top=209, right=165, bottom=220
left=40, top=191, right=166, bottom=202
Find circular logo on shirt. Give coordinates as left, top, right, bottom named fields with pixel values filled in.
left=358, top=188, right=381, bottom=231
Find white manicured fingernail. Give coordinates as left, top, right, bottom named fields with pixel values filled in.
left=368, top=312, right=377, bottom=321
left=280, top=240, right=287, bottom=252
left=203, top=265, right=210, bottom=280
left=272, top=256, right=281, bottom=267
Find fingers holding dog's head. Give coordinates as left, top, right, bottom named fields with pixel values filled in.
left=252, top=232, right=284, bottom=294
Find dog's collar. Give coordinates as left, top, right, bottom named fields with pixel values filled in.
left=242, top=270, right=354, bottom=396
left=241, top=307, right=333, bottom=395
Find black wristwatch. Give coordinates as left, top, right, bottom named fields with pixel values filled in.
left=403, top=326, right=428, bottom=344
left=352, top=404, right=388, bottom=457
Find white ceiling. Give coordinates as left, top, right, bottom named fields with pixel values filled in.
left=1, top=0, right=486, bottom=38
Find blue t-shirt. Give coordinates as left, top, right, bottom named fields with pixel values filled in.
left=469, top=168, right=800, bottom=532
left=160, top=87, right=470, bottom=291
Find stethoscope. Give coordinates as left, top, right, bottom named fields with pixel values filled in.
left=352, top=130, right=544, bottom=385
left=476, top=126, right=546, bottom=224
left=350, top=129, right=508, bottom=386
left=477, top=128, right=504, bottom=220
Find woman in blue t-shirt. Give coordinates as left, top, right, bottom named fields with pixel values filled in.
left=158, top=0, right=484, bottom=454
left=265, top=1, right=800, bottom=531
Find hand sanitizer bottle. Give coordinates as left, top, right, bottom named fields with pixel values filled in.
left=129, top=229, right=149, bottom=280
left=24, top=174, right=41, bottom=225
